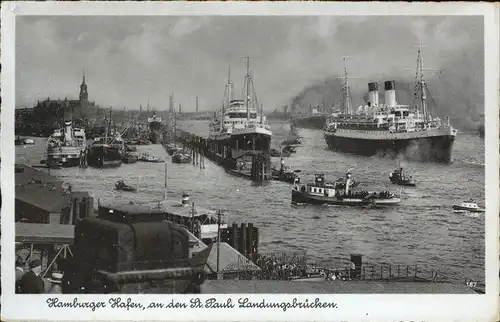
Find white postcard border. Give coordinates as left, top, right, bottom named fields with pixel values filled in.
left=1, top=2, right=499, bottom=321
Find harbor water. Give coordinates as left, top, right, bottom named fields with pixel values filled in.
left=15, top=120, right=485, bottom=282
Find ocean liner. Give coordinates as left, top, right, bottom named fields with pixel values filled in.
left=148, top=114, right=163, bottom=144
left=324, top=49, right=458, bottom=163
left=208, top=59, right=272, bottom=155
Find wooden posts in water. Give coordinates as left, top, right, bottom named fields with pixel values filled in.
left=231, top=222, right=238, bottom=252
left=216, top=210, right=222, bottom=280
left=174, top=129, right=273, bottom=180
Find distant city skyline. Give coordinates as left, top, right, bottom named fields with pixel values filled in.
left=16, top=16, right=483, bottom=112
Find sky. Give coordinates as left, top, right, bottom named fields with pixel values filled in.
left=16, top=15, right=483, bottom=113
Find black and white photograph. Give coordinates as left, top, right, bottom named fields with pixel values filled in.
left=1, top=2, right=498, bottom=321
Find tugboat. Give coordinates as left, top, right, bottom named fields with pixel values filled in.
left=452, top=200, right=485, bottom=213
left=115, top=180, right=137, bottom=192
left=292, top=172, right=401, bottom=206
left=272, top=158, right=301, bottom=183
left=389, top=167, right=416, bottom=187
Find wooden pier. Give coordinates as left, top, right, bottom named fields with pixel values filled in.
left=166, top=128, right=272, bottom=181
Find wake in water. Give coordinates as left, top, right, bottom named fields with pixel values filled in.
left=453, top=210, right=482, bottom=218
left=454, top=155, right=485, bottom=167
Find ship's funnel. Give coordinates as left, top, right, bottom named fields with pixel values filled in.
left=368, top=82, right=379, bottom=106
left=384, top=80, right=397, bottom=107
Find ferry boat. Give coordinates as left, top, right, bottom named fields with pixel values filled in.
left=46, top=120, right=86, bottom=167
left=324, top=49, right=458, bottom=163
left=208, top=59, right=272, bottom=160
left=292, top=173, right=401, bottom=206
left=452, top=200, right=485, bottom=213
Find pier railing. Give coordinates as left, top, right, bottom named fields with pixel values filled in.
left=229, top=254, right=483, bottom=290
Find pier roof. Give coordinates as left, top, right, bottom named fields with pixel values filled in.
left=15, top=182, right=71, bottom=213
left=15, top=164, right=62, bottom=185
left=16, top=223, right=74, bottom=244
left=195, top=242, right=261, bottom=274
left=201, top=279, right=477, bottom=294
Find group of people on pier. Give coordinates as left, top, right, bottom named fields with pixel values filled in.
left=15, top=259, right=63, bottom=294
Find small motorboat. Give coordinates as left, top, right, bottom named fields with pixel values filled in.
left=281, top=137, right=301, bottom=146
left=115, top=180, right=137, bottom=192
left=282, top=145, right=297, bottom=154
left=15, top=136, right=35, bottom=146
left=452, top=200, right=485, bottom=213
left=139, top=153, right=162, bottom=163
left=172, top=151, right=192, bottom=164
left=166, top=144, right=183, bottom=156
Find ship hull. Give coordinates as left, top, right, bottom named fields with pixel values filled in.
left=230, top=132, right=272, bottom=153
left=87, top=145, right=123, bottom=168
left=291, top=189, right=400, bottom=206
left=47, top=146, right=84, bottom=167
left=149, top=130, right=163, bottom=144
left=324, top=130, right=456, bottom=163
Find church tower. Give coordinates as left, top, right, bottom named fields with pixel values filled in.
left=79, top=71, right=89, bottom=106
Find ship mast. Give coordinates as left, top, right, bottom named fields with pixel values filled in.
left=241, top=56, right=260, bottom=122
left=244, top=57, right=251, bottom=120
left=341, top=57, right=353, bottom=115
left=222, top=65, right=232, bottom=130
left=408, top=41, right=440, bottom=122
left=415, top=44, right=427, bottom=121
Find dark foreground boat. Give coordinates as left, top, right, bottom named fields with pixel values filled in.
left=122, top=152, right=138, bottom=164
left=292, top=173, right=401, bottom=206
left=389, top=167, right=416, bottom=187
left=115, top=180, right=137, bottom=192
left=87, top=142, right=123, bottom=168
left=452, top=200, right=485, bottom=213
